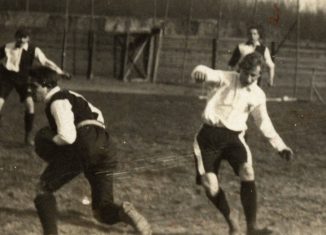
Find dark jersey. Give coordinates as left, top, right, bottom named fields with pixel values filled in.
left=45, top=89, right=103, bottom=132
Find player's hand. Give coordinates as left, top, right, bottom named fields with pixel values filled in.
left=278, top=147, right=294, bottom=161
left=268, top=79, right=274, bottom=87
left=61, top=72, right=72, bottom=80
left=35, top=126, right=55, bottom=142
left=192, top=71, right=207, bottom=83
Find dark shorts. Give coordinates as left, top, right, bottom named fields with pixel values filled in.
left=35, top=125, right=118, bottom=210
left=0, top=66, right=32, bottom=102
left=193, top=124, right=252, bottom=182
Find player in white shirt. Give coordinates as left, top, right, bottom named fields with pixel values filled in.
left=192, top=52, right=293, bottom=235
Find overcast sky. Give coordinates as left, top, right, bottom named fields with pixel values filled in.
left=300, top=0, right=326, bottom=11
left=269, top=0, right=326, bottom=12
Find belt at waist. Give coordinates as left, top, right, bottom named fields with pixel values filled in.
left=77, top=120, right=106, bottom=129
left=202, top=123, right=242, bottom=134
left=203, top=120, right=225, bottom=128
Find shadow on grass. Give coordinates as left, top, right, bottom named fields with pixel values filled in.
left=0, top=139, right=30, bottom=150
left=0, top=207, right=126, bottom=233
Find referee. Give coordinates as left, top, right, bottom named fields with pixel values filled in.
left=0, top=27, right=70, bottom=145
left=192, top=52, right=293, bottom=235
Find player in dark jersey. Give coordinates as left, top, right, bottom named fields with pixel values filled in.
left=0, top=27, right=70, bottom=145
left=29, top=66, right=152, bottom=235
left=228, top=25, right=275, bottom=87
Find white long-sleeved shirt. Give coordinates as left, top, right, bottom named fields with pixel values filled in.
left=45, top=87, right=105, bottom=145
left=1, top=42, right=63, bottom=74
left=192, top=65, right=287, bottom=151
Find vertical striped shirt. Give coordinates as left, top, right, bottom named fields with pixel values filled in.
left=0, top=42, right=63, bottom=74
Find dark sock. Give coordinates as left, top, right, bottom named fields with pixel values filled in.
left=206, top=188, right=232, bottom=225
left=34, top=193, right=58, bottom=235
left=24, top=112, right=34, bottom=134
left=241, top=181, right=257, bottom=230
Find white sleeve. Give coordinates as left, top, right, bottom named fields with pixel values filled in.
left=35, top=47, right=64, bottom=74
left=251, top=101, right=287, bottom=151
left=191, top=65, right=224, bottom=84
left=50, top=100, right=77, bottom=145
left=264, top=47, right=275, bottom=69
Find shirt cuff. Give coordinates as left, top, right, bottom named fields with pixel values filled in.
left=52, top=135, right=72, bottom=145
left=268, top=135, right=287, bottom=152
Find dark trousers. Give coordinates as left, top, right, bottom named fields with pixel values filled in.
left=0, top=65, right=31, bottom=102
left=35, top=125, right=121, bottom=224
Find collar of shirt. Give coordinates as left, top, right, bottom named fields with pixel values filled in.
left=45, top=86, right=61, bottom=103
left=246, top=40, right=261, bottom=47
left=14, top=42, right=29, bottom=51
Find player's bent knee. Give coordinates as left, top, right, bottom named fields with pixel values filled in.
left=201, top=173, right=219, bottom=197
left=93, top=204, right=121, bottom=225
left=239, top=164, right=255, bottom=181
left=34, top=189, right=56, bottom=210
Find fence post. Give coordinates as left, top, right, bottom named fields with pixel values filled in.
left=61, top=0, right=70, bottom=70
left=310, top=69, right=315, bottom=102
left=212, top=38, right=217, bottom=69
left=87, top=0, right=95, bottom=80
left=181, top=0, right=193, bottom=83
left=25, top=0, right=30, bottom=13
left=294, top=0, right=300, bottom=97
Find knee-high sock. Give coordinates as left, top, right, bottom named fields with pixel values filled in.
left=34, top=193, right=58, bottom=235
left=24, top=112, right=34, bottom=134
left=206, top=188, right=232, bottom=224
left=241, top=181, right=257, bottom=230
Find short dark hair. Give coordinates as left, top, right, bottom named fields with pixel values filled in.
left=15, top=27, right=31, bottom=38
left=239, top=52, right=264, bottom=71
left=247, top=24, right=264, bottom=39
left=29, top=66, right=58, bottom=88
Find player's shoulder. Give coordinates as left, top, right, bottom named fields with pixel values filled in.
left=4, top=42, right=16, bottom=49
left=220, top=70, right=239, bottom=86
left=238, top=42, right=247, bottom=49
left=250, top=84, right=266, bottom=100
left=50, top=89, right=70, bottom=100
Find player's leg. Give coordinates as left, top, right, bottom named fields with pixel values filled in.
left=232, top=132, right=272, bottom=235
left=201, top=173, right=240, bottom=234
left=194, top=126, right=240, bottom=234
left=17, top=82, right=34, bottom=145
left=24, top=96, right=34, bottom=145
left=34, top=127, right=82, bottom=235
left=81, top=126, right=152, bottom=234
left=0, top=71, right=14, bottom=125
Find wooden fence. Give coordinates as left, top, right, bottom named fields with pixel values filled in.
left=0, top=20, right=325, bottom=88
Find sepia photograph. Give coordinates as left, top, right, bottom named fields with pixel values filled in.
left=0, top=0, right=325, bottom=234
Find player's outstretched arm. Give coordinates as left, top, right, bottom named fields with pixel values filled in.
left=191, top=65, right=223, bottom=84
left=251, top=102, right=294, bottom=160
left=34, top=47, right=72, bottom=79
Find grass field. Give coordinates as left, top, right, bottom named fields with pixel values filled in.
left=0, top=84, right=325, bottom=235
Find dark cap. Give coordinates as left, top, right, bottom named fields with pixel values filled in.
left=15, top=27, right=31, bottom=38
left=238, top=52, right=264, bottom=71
left=29, top=66, right=59, bottom=88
